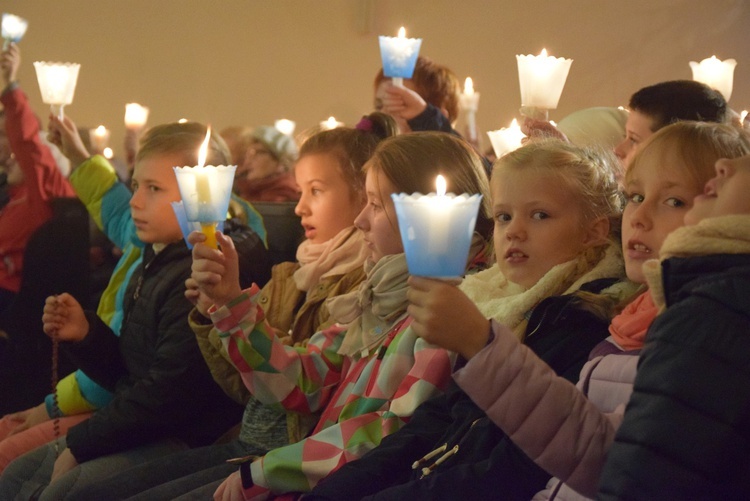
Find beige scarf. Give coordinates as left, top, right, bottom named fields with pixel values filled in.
left=643, top=215, right=750, bottom=311
left=293, top=226, right=368, bottom=295
left=460, top=240, right=628, bottom=338
left=327, top=253, right=410, bottom=358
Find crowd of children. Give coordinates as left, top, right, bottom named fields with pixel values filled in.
left=0, top=28, right=749, bottom=501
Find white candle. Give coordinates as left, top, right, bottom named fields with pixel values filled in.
left=124, top=103, right=150, bottom=128
left=320, top=116, right=344, bottom=130
left=459, top=77, right=481, bottom=141
left=487, top=119, right=526, bottom=158
left=90, top=125, right=110, bottom=153
left=690, top=55, right=737, bottom=101
left=274, top=118, right=296, bottom=136
left=33, top=61, right=81, bottom=119
left=378, top=26, right=423, bottom=88
left=428, top=175, right=450, bottom=254
left=516, top=48, right=573, bottom=118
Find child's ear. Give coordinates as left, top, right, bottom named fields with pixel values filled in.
left=583, top=216, right=610, bottom=247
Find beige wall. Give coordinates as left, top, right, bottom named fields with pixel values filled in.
left=4, top=0, right=749, bottom=156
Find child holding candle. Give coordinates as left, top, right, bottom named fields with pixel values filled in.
left=68, top=113, right=401, bottom=500
left=0, top=122, right=258, bottom=500
left=599, top=153, right=750, bottom=499
left=308, top=138, right=627, bottom=500
left=193, top=132, right=493, bottom=500
left=322, top=122, right=748, bottom=501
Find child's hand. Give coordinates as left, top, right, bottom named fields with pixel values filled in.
left=0, top=42, right=20, bottom=87
left=42, top=293, right=88, bottom=342
left=184, top=276, right=214, bottom=317
left=407, top=276, right=491, bottom=360
left=6, top=403, right=51, bottom=436
left=190, top=231, right=243, bottom=309
left=50, top=447, right=78, bottom=483
left=213, top=470, right=244, bottom=501
left=47, top=114, right=91, bottom=168
left=521, top=117, right=569, bottom=143
left=382, top=84, right=428, bottom=120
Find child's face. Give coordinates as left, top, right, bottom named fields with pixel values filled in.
left=294, top=153, right=364, bottom=245
left=614, top=110, right=655, bottom=168
left=621, top=153, right=701, bottom=283
left=354, top=167, right=403, bottom=263
left=130, top=152, right=184, bottom=245
left=492, top=168, right=601, bottom=289
left=685, top=156, right=750, bottom=225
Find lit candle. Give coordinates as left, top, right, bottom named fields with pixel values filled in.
left=391, top=175, right=483, bottom=278
left=378, top=26, right=423, bottom=88
left=124, top=103, right=150, bottom=129
left=33, top=61, right=81, bottom=120
left=320, top=116, right=344, bottom=130
left=275, top=118, right=296, bottom=136
left=741, top=110, right=748, bottom=125
left=689, top=55, right=737, bottom=101
left=516, top=48, right=573, bottom=120
left=459, top=77, right=481, bottom=142
left=486, top=119, right=527, bottom=158
left=103, top=147, right=114, bottom=159
left=2, top=13, right=28, bottom=50
left=173, top=126, right=237, bottom=249
left=90, top=125, right=110, bottom=153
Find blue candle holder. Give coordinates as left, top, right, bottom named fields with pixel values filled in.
left=378, top=30, right=422, bottom=86
left=171, top=201, right=225, bottom=249
left=391, top=192, right=482, bottom=278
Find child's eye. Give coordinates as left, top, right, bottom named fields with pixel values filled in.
left=665, top=197, right=686, bottom=208
left=131, top=181, right=139, bottom=191
left=531, top=211, right=549, bottom=220
left=494, top=213, right=511, bottom=223
left=311, top=188, right=322, bottom=196
left=626, top=192, right=644, bottom=204
left=148, top=185, right=160, bottom=193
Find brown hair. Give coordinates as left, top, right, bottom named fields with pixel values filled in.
left=366, top=132, right=493, bottom=242
left=374, top=56, right=461, bottom=122
left=298, top=111, right=398, bottom=204
left=136, top=122, right=231, bottom=167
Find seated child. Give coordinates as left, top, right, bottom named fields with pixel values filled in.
left=0, top=122, right=248, bottom=500
left=200, top=132, right=493, bottom=499
left=309, top=138, right=628, bottom=500
left=600, top=152, right=750, bottom=499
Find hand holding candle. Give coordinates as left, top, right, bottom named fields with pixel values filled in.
left=516, top=48, right=572, bottom=121
left=392, top=175, right=483, bottom=278
left=173, top=127, right=237, bottom=249
left=689, top=55, right=737, bottom=101
left=379, top=26, right=422, bottom=88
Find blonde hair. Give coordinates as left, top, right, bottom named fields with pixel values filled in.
left=136, top=122, right=231, bottom=167
left=495, top=140, right=624, bottom=237
left=366, top=132, right=493, bottom=242
left=627, top=121, right=750, bottom=190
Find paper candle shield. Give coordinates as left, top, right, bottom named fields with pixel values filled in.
left=173, top=165, right=237, bottom=223
left=690, top=56, right=737, bottom=102
left=391, top=192, right=482, bottom=278
left=379, top=35, right=422, bottom=79
left=171, top=201, right=225, bottom=249
left=33, top=61, right=80, bottom=118
left=2, top=13, right=28, bottom=43
left=516, top=52, right=572, bottom=110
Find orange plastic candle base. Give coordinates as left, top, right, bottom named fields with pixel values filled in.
left=200, top=222, right=218, bottom=249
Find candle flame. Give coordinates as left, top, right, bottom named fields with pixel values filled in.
left=436, top=175, right=446, bottom=196
left=95, top=125, right=107, bottom=136
left=741, top=110, right=748, bottom=123
left=325, top=117, right=338, bottom=129
left=398, top=26, right=406, bottom=38
left=464, top=77, right=474, bottom=96
left=197, top=126, right=211, bottom=168
left=103, top=147, right=113, bottom=159
left=510, top=118, right=520, bottom=128
left=540, top=48, right=548, bottom=57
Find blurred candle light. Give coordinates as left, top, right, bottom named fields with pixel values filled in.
left=124, top=103, right=150, bottom=129
left=33, top=61, right=80, bottom=119
left=320, top=116, right=344, bottom=130
left=487, top=119, right=526, bottom=158
left=459, top=77, right=481, bottom=142
left=173, top=127, right=237, bottom=250
left=690, top=55, right=737, bottom=101
left=2, top=13, right=28, bottom=49
left=740, top=110, right=748, bottom=124
left=274, top=118, right=296, bottom=136
left=103, top=147, right=114, bottom=159
left=378, top=26, right=422, bottom=88
left=516, top=48, right=573, bottom=120
left=90, top=125, right=110, bottom=153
